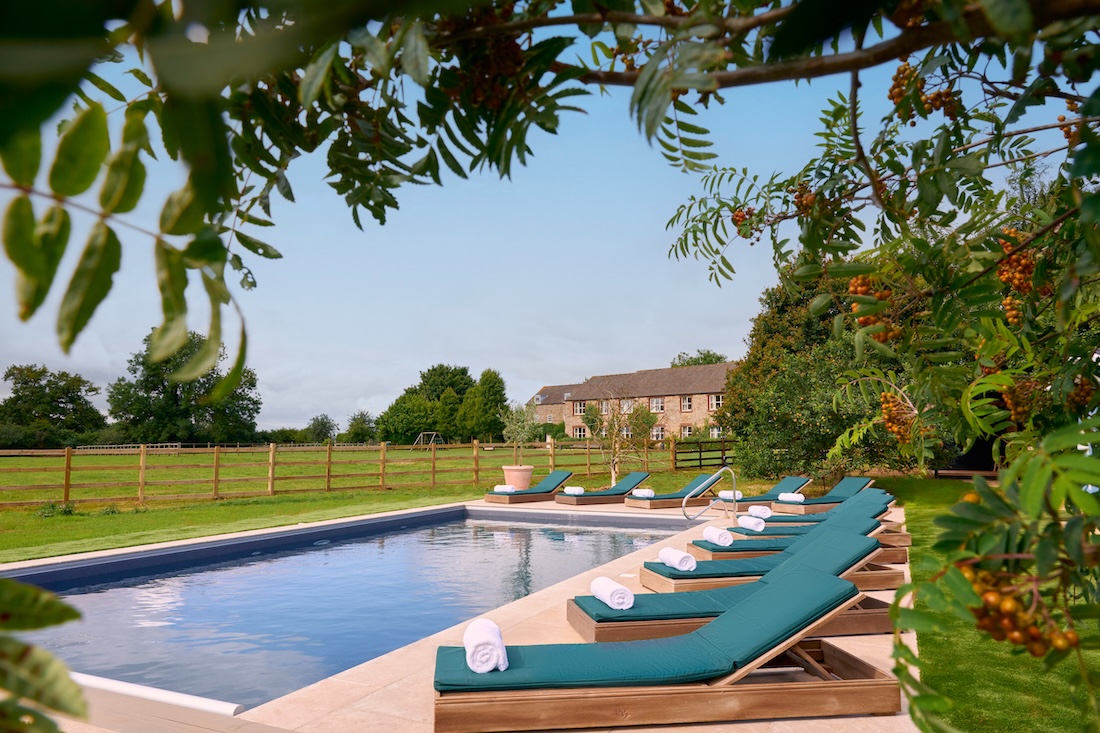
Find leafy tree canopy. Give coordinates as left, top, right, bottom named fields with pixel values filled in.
left=376, top=390, right=438, bottom=444
left=414, top=364, right=477, bottom=401
left=305, top=413, right=337, bottom=442
left=0, top=364, right=106, bottom=434
left=343, top=409, right=377, bottom=443
left=671, top=349, right=728, bottom=367
left=107, top=330, right=261, bottom=443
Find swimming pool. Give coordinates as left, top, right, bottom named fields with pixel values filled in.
left=17, top=509, right=681, bottom=708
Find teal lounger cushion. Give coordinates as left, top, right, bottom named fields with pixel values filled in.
left=649, top=529, right=879, bottom=580
left=488, top=469, right=572, bottom=495
left=737, top=514, right=882, bottom=538
left=775, top=476, right=872, bottom=506
left=641, top=473, right=715, bottom=500
left=577, top=529, right=878, bottom=623
left=691, top=537, right=795, bottom=554
left=575, top=471, right=650, bottom=497
left=434, top=569, right=859, bottom=692
left=737, top=475, right=811, bottom=503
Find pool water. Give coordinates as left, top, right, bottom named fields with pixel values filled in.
left=27, top=519, right=673, bottom=708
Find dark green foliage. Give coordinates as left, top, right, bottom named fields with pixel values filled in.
left=106, top=330, right=261, bottom=444
left=376, top=391, right=438, bottom=444
left=670, top=349, right=728, bottom=367
left=343, top=410, right=377, bottom=443
left=414, top=364, right=475, bottom=401
left=0, top=364, right=105, bottom=433
left=457, top=369, right=507, bottom=441
left=304, top=414, right=337, bottom=443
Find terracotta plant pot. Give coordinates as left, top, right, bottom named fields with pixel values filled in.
left=501, top=465, right=534, bottom=491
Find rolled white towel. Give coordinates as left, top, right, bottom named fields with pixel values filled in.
left=658, top=547, right=697, bottom=571
left=718, top=490, right=743, bottom=501
left=747, top=505, right=772, bottom=519
left=493, top=484, right=516, bottom=494
left=702, top=525, right=734, bottom=547
left=631, top=488, right=655, bottom=498
left=737, top=515, right=766, bottom=533
left=590, top=576, right=635, bottom=610
left=563, top=486, right=585, bottom=496
left=463, top=618, right=509, bottom=674
left=777, top=492, right=805, bottom=503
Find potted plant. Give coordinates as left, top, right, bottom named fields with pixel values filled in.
left=500, top=401, right=542, bottom=490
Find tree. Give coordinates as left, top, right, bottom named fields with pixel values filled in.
left=376, top=391, right=438, bottom=444
left=436, top=388, right=462, bottom=442
left=414, top=364, right=476, bottom=401
left=582, top=400, right=656, bottom=485
left=9, top=1, right=1100, bottom=729
left=671, top=349, right=728, bottom=367
left=457, top=369, right=507, bottom=441
left=107, top=331, right=261, bottom=443
left=305, top=414, right=337, bottom=443
left=344, top=410, right=377, bottom=443
left=0, top=364, right=106, bottom=447
left=500, top=401, right=542, bottom=463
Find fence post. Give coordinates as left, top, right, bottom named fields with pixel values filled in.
left=379, top=442, right=387, bottom=490
left=267, top=442, right=276, bottom=495
left=63, top=446, right=72, bottom=503
left=138, top=444, right=147, bottom=503
left=472, top=439, right=479, bottom=489
left=325, top=442, right=333, bottom=491
left=431, top=443, right=437, bottom=488
left=212, top=445, right=221, bottom=499
left=670, top=438, right=677, bottom=471
left=585, top=440, right=591, bottom=477
left=548, top=436, right=555, bottom=471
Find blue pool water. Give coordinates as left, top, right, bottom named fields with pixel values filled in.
left=26, top=518, right=674, bottom=708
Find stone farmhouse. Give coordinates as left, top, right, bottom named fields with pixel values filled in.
left=530, top=362, right=734, bottom=441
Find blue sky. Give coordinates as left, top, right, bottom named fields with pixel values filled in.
left=0, top=51, right=898, bottom=430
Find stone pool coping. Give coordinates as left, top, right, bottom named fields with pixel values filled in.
left=29, top=499, right=917, bottom=733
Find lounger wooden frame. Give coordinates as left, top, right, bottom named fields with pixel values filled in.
left=769, top=478, right=877, bottom=515
left=434, top=596, right=901, bottom=732
left=554, top=492, right=630, bottom=505
left=566, top=595, right=893, bottom=643
left=687, top=542, right=909, bottom=564
left=639, top=559, right=906, bottom=593
left=483, top=488, right=563, bottom=504
left=622, top=493, right=715, bottom=510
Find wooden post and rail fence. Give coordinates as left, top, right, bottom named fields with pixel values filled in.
left=0, top=437, right=734, bottom=509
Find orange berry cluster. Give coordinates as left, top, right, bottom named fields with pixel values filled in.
left=663, top=0, right=687, bottom=16
left=997, top=227, right=1035, bottom=294
left=881, top=392, right=913, bottom=443
left=788, top=182, right=816, bottom=216
left=888, top=60, right=921, bottom=120
left=1003, top=295, right=1023, bottom=326
left=731, top=207, right=754, bottom=225
left=1067, top=376, right=1097, bottom=413
left=1002, top=378, right=1040, bottom=423
left=922, top=88, right=960, bottom=119
left=849, top=283, right=900, bottom=341
left=889, top=0, right=928, bottom=29
left=848, top=274, right=873, bottom=295
left=1059, top=99, right=1082, bottom=144
left=963, top=566, right=1078, bottom=656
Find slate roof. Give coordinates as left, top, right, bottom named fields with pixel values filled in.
left=562, top=362, right=735, bottom=401
left=530, top=383, right=584, bottom=405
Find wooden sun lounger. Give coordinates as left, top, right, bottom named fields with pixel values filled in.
left=769, top=477, right=877, bottom=515
left=639, top=558, right=905, bottom=594
left=622, top=473, right=718, bottom=510
left=434, top=588, right=900, bottom=732
left=726, top=524, right=912, bottom=549
left=688, top=542, right=909, bottom=564
left=566, top=594, right=894, bottom=643
left=483, top=470, right=573, bottom=504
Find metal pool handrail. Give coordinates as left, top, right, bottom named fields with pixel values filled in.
left=681, top=464, right=737, bottom=520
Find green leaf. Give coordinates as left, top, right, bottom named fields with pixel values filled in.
left=235, top=231, right=282, bottom=259
left=99, top=149, right=145, bottom=214
left=48, top=103, right=108, bottom=196
left=19, top=205, right=70, bottom=321
left=0, top=126, right=41, bottom=187
left=0, top=578, right=80, bottom=631
left=84, top=71, right=126, bottom=102
left=978, top=0, right=1033, bottom=36
left=792, top=264, right=823, bottom=280
left=897, top=607, right=948, bottom=633
left=299, top=43, right=337, bottom=108
left=0, top=636, right=86, bottom=716
left=160, top=184, right=205, bottom=235
left=56, top=222, right=121, bottom=353
left=159, top=95, right=235, bottom=211
left=2, top=195, right=43, bottom=281
left=207, top=324, right=247, bottom=402
left=809, top=292, right=833, bottom=316
left=401, top=21, right=431, bottom=87
left=150, top=240, right=189, bottom=363
left=183, top=227, right=227, bottom=266
left=170, top=273, right=224, bottom=382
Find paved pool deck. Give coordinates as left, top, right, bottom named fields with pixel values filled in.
left=39, top=498, right=917, bottom=733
